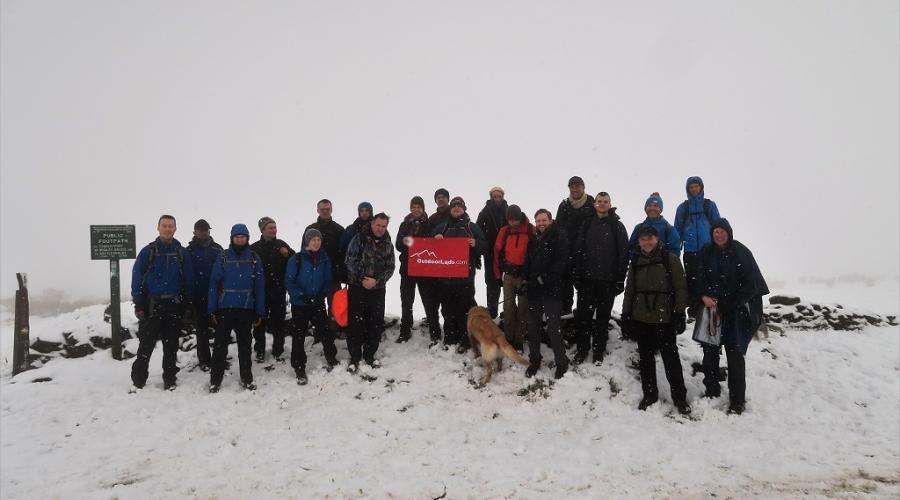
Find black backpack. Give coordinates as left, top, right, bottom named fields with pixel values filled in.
left=677, top=199, right=712, bottom=237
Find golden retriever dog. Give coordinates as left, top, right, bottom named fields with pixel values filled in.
left=466, top=306, right=529, bottom=384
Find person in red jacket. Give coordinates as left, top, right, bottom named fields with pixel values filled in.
left=493, top=205, right=535, bottom=351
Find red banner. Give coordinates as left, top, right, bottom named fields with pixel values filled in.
left=406, top=237, right=470, bottom=278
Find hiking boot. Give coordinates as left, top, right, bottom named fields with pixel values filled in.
left=364, top=357, right=381, bottom=369
left=164, top=380, right=177, bottom=391
left=674, top=400, right=692, bottom=415
left=638, top=395, right=658, bottom=411
left=428, top=338, right=441, bottom=349
left=255, top=352, right=265, bottom=363
left=295, top=367, right=308, bottom=385
left=325, top=355, right=339, bottom=370
left=347, top=361, right=360, bottom=373
left=525, top=363, right=540, bottom=378
left=198, top=363, right=211, bottom=372
left=241, top=380, right=257, bottom=391
left=573, top=350, right=588, bottom=365
left=208, top=384, right=220, bottom=394
left=592, top=350, right=605, bottom=365
left=554, top=364, right=568, bottom=379
left=727, top=402, right=745, bottom=415
left=456, top=344, right=469, bottom=354
left=396, top=332, right=411, bottom=344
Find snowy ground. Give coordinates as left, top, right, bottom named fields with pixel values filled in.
left=1, top=281, right=898, bottom=499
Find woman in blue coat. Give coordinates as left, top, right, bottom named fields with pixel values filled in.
left=284, top=228, right=338, bottom=384
left=696, top=218, right=768, bottom=415
left=207, top=224, right=266, bottom=392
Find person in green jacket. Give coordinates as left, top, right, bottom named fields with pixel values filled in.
left=622, top=226, right=691, bottom=415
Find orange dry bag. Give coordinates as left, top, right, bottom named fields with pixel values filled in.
left=333, top=287, right=349, bottom=327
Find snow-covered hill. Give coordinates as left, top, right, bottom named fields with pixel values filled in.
left=1, top=283, right=898, bottom=499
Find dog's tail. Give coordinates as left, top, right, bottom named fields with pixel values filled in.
left=499, top=338, right=529, bottom=366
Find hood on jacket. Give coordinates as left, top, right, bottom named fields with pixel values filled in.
left=710, top=217, right=734, bottom=244
left=686, top=175, right=705, bottom=200
left=231, top=224, right=250, bottom=238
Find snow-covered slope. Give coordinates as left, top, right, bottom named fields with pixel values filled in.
left=1, top=284, right=898, bottom=499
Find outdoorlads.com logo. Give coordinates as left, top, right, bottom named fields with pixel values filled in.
left=409, top=249, right=467, bottom=266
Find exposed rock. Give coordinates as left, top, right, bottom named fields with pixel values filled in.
left=31, top=338, right=63, bottom=354
left=769, top=295, right=801, bottom=306
left=62, top=343, right=96, bottom=359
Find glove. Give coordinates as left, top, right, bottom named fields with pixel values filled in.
left=252, top=315, right=263, bottom=328
left=134, top=305, right=145, bottom=320
left=673, top=313, right=686, bottom=335
left=209, top=313, right=218, bottom=327
left=615, top=281, right=625, bottom=296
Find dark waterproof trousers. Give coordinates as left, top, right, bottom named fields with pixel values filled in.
left=131, top=298, right=182, bottom=387
left=527, top=294, right=568, bottom=369
left=291, top=303, right=337, bottom=368
left=400, top=274, right=439, bottom=337
left=211, top=308, right=254, bottom=385
left=683, top=252, right=702, bottom=317
left=439, top=280, right=476, bottom=347
left=575, top=280, right=617, bottom=359
left=254, top=291, right=287, bottom=358
left=347, top=285, right=386, bottom=364
left=702, top=343, right=746, bottom=404
left=633, top=321, right=687, bottom=403
left=485, top=276, right=501, bottom=319
left=194, top=297, right=212, bottom=366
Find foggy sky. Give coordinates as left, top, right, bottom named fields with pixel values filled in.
left=2, top=0, right=898, bottom=304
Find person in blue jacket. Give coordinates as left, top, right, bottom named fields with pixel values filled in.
left=207, top=224, right=266, bottom=392
left=284, top=228, right=338, bottom=385
left=673, top=176, right=721, bottom=310
left=185, top=219, right=223, bottom=371
left=130, top=215, right=195, bottom=391
left=628, top=192, right=681, bottom=261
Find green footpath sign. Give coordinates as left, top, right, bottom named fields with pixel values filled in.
left=90, top=225, right=136, bottom=260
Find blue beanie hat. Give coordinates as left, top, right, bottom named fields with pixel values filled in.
left=358, top=202, right=373, bottom=213
left=645, top=192, right=664, bottom=211
left=230, top=223, right=250, bottom=238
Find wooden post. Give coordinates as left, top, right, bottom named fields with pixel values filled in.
left=13, top=273, right=30, bottom=376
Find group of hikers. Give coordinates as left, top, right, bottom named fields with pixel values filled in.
left=129, top=175, right=768, bottom=415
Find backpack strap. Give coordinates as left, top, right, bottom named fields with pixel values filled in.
left=678, top=199, right=713, bottom=237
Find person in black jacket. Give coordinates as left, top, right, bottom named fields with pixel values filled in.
left=696, top=218, right=769, bottom=415
left=305, top=199, right=345, bottom=315
left=572, top=192, right=629, bottom=365
left=475, top=187, right=508, bottom=318
left=555, top=176, right=595, bottom=314
left=431, top=197, right=489, bottom=352
left=395, top=196, right=438, bottom=343
left=186, top=219, right=223, bottom=371
left=250, top=217, right=295, bottom=362
left=524, top=209, right=570, bottom=379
